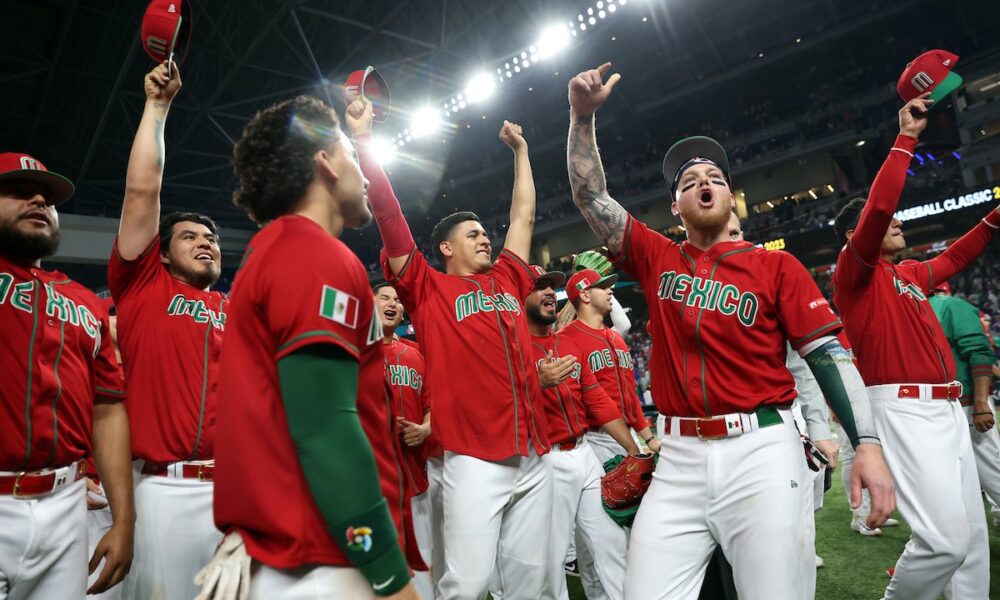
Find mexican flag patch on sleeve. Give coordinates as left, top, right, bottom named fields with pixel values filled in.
left=320, top=285, right=359, bottom=329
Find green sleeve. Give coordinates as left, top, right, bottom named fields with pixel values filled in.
left=278, top=345, right=409, bottom=596
left=803, top=340, right=879, bottom=448
left=949, top=298, right=997, bottom=373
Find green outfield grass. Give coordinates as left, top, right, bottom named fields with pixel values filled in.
left=567, top=486, right=1000, bottom=599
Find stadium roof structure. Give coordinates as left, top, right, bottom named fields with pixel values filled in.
left=2, top=0, right=995, bottom=238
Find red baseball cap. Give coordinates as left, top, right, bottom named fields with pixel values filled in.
left=343, top=67, right=391, bottom=123
left=897, top=50, right=961, bottom=105
left=0, top=153, right=75, bottom=205
left=566, top=268, right=618, bottom=304
left=529, top=265, right=566, bottom=290
left=933, top=280, right=952, bottom=295
left=141, top=0, right=193, bottom=65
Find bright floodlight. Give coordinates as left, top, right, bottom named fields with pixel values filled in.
left=537, top=24, right=571, bottom=59
left=410, top=106, right=441, bottom=138
left=465, top=72, right=497, bottom=103
left=371, top=137, right=397, bottom=164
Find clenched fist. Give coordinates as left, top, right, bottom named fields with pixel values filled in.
left=144, top=62, right=181, bottom=104
left=499, top=120, right=527, bottom=152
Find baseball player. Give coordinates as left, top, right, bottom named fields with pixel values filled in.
left=553, top=250, right=631, bottom=336
left=375, top=283, right=436, bottom=596
left=832, top=90, right=1000, bottom=599
left=347, top=98, right=551, bottom=600
left=201, top=95, right=418, bottom=599
left=524, top=265, right=641, bottom=600
left=0, top=153, right=134, bottom=598
left=565, top=62, right=895, bottom=599
left=111, top=62, right=227, bottom=600
left=928, top=284, right=1000, bottom=516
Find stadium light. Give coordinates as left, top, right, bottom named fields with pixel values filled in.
left=537, top=24, right=572, bottom=59
left=410, top=106, right=442, bottom=138
left=465, top=72, right=497, bottom=103
left=370, top=137, right=397, bottom=165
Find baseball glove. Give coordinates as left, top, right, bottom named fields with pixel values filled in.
left=601, top=452, right=656, bottom=509
left=573, top=250, right=613, bottom=276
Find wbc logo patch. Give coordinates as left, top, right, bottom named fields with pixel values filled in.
left=320, top=285, right=359, bottom=329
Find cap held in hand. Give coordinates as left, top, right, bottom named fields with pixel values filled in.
left=343, top=67, right=391, bottom=123
left=897, top=50, right=961, bottom=106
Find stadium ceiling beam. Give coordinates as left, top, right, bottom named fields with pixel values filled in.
left=290, top=9, right=335, bottom=106
left=26, top=0, right=78, bottom=154
left=173, top=1, right=305, bottom=150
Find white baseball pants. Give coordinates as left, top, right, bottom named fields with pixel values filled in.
left=438, top=448, right=551, bottom=600
left=0, top=478, right=87, bottom=600
left=543, top=439, right=627, bottom=600
left=624, top=409, right=814, bottom=600
left=963, top=400, right=1000, bottom=510
left=870, top=385, right=990, bottom=600
left=413, top=457, right=445, bottom=600
left=249, top=563, right=373, bottom=598
left=121, top=461, right=222, bottom=600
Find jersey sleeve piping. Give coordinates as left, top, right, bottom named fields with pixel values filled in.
left=276, top=330, right=360, bottom=361
left=791, top=321, right=842, bottom=348
left=498, top=248, right=534, bottom=279
left=385, top=248, right=418, bottom=285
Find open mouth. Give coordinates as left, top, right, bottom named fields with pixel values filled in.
left=22, top=211, right=49, bottom=226
left=541, top=298, right=556, bottom=310
left=195, top=252, right=214, bottom=262
left=383, top=308, right=398, bottom=320
left=698, top=189, right=714, bottom=207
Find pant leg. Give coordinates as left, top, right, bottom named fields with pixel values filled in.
left=2, top=479, right=88, bottom=600
left=411, top=492, right=434, bottom=600
left=575, top=528, right=609, bottom=600
left=875, top=397, right=984, bottom=600
left=496, top=449, right=552, bottom=600
left=966, top=402, right=1000, bottom=508
left=121, top=466, right=221, bottom=600
left=541, top=449, right=585, bottom=600
left=836, top=422, right=871, bottom=523
left=624, top=433, right=716, bottom=600
left=943, top=403, right=991, bottom=600
left=249, top=563, right=373, bottom=599
left=439, top=452, right=517, bottom=600
left=426, top=457, right=446, bottom=599
left=575, top=446, right=627, bottom=600
left=712, top=411, right=814, bottom=600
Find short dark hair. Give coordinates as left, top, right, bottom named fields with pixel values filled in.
left=159, top=212, right=220, bottom=254
left=833, top=197, right=866, bottom=246
left=430, top=211, right=481, bottom=263
left=232, top=95, right=343, bottom=225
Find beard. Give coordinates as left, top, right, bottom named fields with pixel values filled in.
left=172, top=260, right=221, bottom=290
left=679, top=202, right=731, bottom=232
left=526, top=303, right=557, bottom=326
left=0, top=218, right=60, bottom=261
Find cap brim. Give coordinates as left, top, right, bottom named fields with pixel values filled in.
left=662, top=136, right=730, bottom=189
left=0, top=170, right=75, bottom=205
left=363, top=66, right=391, bottom=123
left=928, top=71, right=962, bottom=105
left=588, top=273, right=618, bottom=289
left=534, top=271, right=566, bottom=289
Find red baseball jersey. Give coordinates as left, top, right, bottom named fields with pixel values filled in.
left=613, top=216, right=841, bottom=417
left=0, top=256, right=124, bottom=470
left=214, top=215, right=402, bottom=569
left=383, top=337, right=429, bottom=495
left=530, top=331, right=622, bottom=445
left=834, top=134, right=1000, bottom=385
left=395, top=338, right=442, bottom=459
left=557, top=321, right=646, bottom=433
left=108, top=237, right=227, bottom=463
left=382, top=248, right=549, bottom=460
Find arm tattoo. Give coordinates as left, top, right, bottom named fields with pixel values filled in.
left=567, top=115, right=628, bottom=253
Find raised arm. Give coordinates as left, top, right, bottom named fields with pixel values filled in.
left=118, top=62, right=180, bottom=260
left=499, top=121, right=535, bottom=262
left=346, top=100, right=415, bottom=276
left=921, top=206, right=1000, bottom=285
left=567, top=63, right=629, bottom=255
left=846, top=95, right=932, bottom=272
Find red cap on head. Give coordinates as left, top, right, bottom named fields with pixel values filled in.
left=566, top=268, right=618, bottom=304
left=141, top=0, right=192, bottom=64
left=343, top=67, right=391, bottom=123
left=528, top=265, right=566, bottom=290
left=897, top=50, right=961, bottom=105
left=933, top=281, right=952, bottom=295
left=0, top=153, right=75, bottom=205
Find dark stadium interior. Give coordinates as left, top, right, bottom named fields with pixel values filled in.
left=3, top=0, right=999, bottom=294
